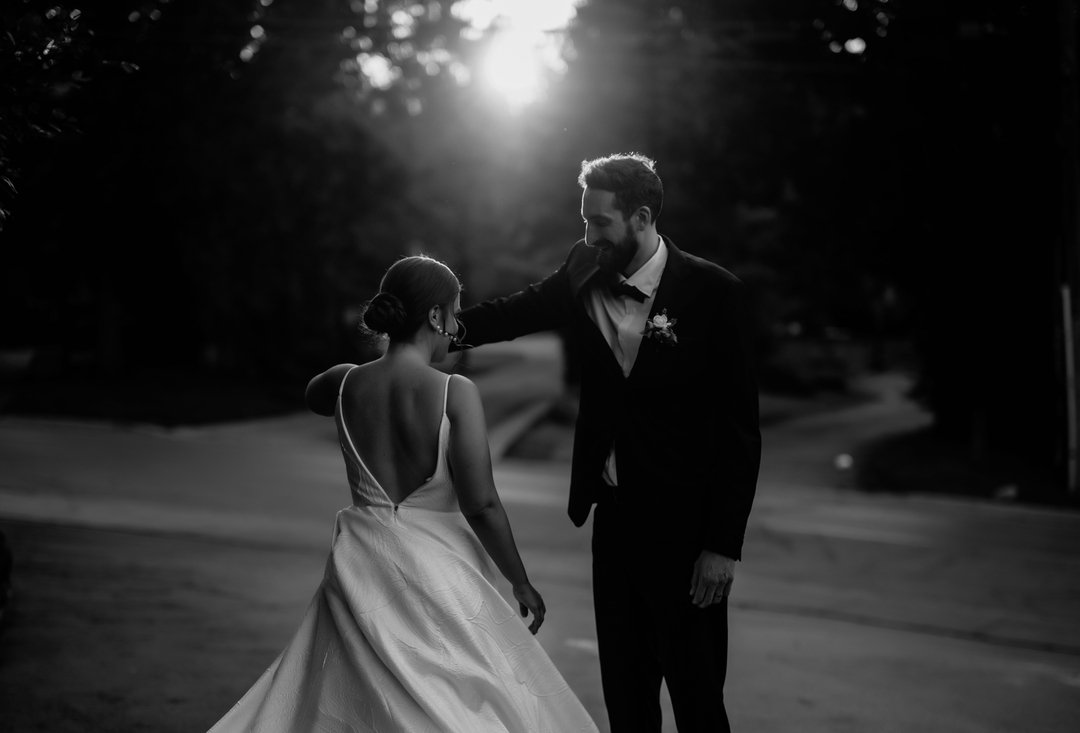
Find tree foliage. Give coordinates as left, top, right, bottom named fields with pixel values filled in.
left=1, top=0, right=1070, bottom=480
left=1, top=2, right=155, bottom=228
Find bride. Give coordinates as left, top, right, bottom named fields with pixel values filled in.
left=206, top=255, right=597, bottom=732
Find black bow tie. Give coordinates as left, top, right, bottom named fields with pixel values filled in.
left=608, top=280, right=648, bottom=303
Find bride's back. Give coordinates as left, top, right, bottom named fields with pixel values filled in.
left=339, top=358, right=449, bottom=505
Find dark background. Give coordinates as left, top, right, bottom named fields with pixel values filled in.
left=2, top=0, right=1077, bottom=504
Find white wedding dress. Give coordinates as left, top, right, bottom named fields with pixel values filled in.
left=207, top=368, right=597, bottom=733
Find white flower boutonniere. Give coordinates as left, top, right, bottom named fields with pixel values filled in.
left=642, top=309, right=678, bottom=345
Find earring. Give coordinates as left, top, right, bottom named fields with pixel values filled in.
left=434, top=323, right=461, bottom=345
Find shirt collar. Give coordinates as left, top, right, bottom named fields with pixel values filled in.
left=623, top=236, right=667, bottom=298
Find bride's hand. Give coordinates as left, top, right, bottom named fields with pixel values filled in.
left=513, top=583, right=546, bottom=635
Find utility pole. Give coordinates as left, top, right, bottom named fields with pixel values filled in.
left=1060, top=0, right=1080, bottom=494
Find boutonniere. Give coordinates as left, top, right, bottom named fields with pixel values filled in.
left=642, top=309, right=678, bottom=345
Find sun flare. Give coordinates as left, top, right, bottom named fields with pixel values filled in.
left=455, top=0, right=581, bottom=110
left=480, top=32, right=544, bottom=108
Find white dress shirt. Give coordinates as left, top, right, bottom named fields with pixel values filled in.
left=585, top=237, right=668, bottom=486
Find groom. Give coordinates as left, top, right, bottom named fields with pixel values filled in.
left=456, top=153, right=761, bottom=731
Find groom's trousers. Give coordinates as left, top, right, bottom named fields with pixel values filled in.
left=591, top=499, right=732, bottom=733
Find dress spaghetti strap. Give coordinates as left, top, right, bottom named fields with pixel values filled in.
left=338, top=364, right=360, bottom=399
left=336, top=366, right=362, bottom=467
left=441, top=374, right=452, bottom=419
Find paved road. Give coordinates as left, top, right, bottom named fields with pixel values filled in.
left=1, top=335, right=1079, bottom=732
left=506, top=371, right=1080, bottom=732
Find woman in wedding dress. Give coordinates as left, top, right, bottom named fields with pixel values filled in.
left=207, top=255, right=597, bottom=733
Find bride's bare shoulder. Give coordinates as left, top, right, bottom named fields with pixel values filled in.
left=304, top=363, right=360, bottom=416
left=445, top=373, right=483, bottom=420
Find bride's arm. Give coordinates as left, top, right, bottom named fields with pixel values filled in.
left=446, top=374, right=546, bottom=633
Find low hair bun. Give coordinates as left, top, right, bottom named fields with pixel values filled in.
left=359, top=255, right=461, bottom=343
left=363, top=292, right=408, bottom=336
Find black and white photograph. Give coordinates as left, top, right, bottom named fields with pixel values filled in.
left=1, top=1, right=1078, bottom=731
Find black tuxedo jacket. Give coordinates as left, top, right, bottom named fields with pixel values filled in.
left=457, top=237, right=761, bottom=560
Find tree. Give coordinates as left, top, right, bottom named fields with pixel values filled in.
left=3, top=1, right=588, bottom=392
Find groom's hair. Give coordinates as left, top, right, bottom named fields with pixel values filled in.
left=578, top=153, right=663, bottom=224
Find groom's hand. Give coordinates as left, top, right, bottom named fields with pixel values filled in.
left=689, top=551, right=735, bottom=608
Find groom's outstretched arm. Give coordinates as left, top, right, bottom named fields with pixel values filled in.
left=455, top=244, right=586, bottom=349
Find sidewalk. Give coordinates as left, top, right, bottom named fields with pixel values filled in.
left=1, top=336, right=1079, bottom=732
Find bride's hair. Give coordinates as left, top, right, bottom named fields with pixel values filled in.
left=362, top=255, right=461, bottom=340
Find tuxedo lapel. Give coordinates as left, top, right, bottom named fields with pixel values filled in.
left=648, top=236, right=691, bottom=319
left=567, top=236, right=698, bottom=382
left=628, top=237, right=695, bottom=381
left=567, top=239, right=601, bottom=299
left=563, top=240, right=629, bottom=378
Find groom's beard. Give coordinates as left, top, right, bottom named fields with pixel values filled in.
left=594, top=224, right=637, bottom=276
